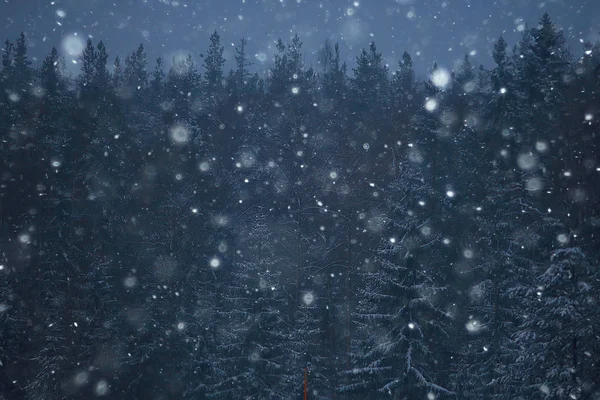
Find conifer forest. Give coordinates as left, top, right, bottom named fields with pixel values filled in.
left=0, top=4, right=599, bottom=400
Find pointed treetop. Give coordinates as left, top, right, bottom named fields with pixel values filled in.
left=95, top=41, right=109, bottom=70
left=276, top=38, right=285, bottom=53
left=235, top=36, right=252, bottom=86
left=151, top=57, right=165, bottom=92
left=203, top=30, right=225, bottom=89
left=113, top=55, right=123, bottom=88
left=492, top=35, right=508, bottom=66
left=40, top=47, right=61, bottom=94
left=317, top=38, right=334, bottom=71
left=401, top=51, right=412, bottom=67
left=2, top=39, right=13, bottom=69
left=80, top=38, right=96, bottom=78
left=369, top=41, right=378, bottom=55
left=13, top=31, right=32, bottom=69
left=540, top=12, right=553, bottom=28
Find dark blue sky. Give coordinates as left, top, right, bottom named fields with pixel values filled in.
left=1, top=0, right=598, bottom=76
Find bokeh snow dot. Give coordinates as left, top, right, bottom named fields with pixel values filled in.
left=463, top=81, right=476, bottom=93
left=302, top=292, right=315, bottom=305
left=95, top=380, right=109, bottom=396
left=170, top=124, right=190, bottom=144
left=431, top=68, right=451, bottom=89
left=465, top=319, right=482, bottom=333
left=517, top=153, right=537, bottom=171
left=215, top=215, right=229, bottom=227
left=425, top=98, right=438, bottom=112
left=74, top=372, right=89, bottom=386
left=535, top=141, right=548, bottom=152
left=526, top=177, right=544, bottom=192
left=19, top=234, right=31, bottom=244
left=255, top=52, right=267, bottom=62
left=124, top=276, right=137, bottom=288
left=540, top=384, right=551, bottom=395
left=249, top=351, right=260, bottom=362
left=239, top=152, right=256, bottom=168
left=209, top=257, right=221, bottom=268
left=557, top=234, right=569, bottom=244
left=199, top=161, right=210, bottom=172
left=62, top=34, right=85, bottom=56
left=8, top=92, right=20, bottom=102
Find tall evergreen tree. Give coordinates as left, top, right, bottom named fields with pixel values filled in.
left=211, top=211, right=288, bottom=398
left=123, top=44, right=148, bottom=98
left=234, top=36, right=252, bottom=95
left=344, top=156, right=452, bottom=399
left=390, top=51, right=419, bottom=137
left=112, top=55, right=123, bottom=91
left=515, top=248, right=597, bottom=399
left=202, top=30, right=225, bottom=93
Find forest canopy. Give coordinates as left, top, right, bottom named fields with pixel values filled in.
left=1, top=12, right=599, bottom=400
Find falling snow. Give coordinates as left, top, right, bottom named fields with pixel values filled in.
left=431, top=68, right=451, bottom=89
left=0, top=2, right=597, bottom=399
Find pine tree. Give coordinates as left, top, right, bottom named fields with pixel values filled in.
left=450, top=161, right=539, bottom=399
left=210, top=211, right=288, bottom=398
left=151, top=57, right=165, bottom=95
left=268, top=38, right=289, bottom=99
left=202, top=30, right=225, bottom=93
left=390, top=51, right=419, bottom=136
left=234, top=36, right=252, bottom=95
left=344, top=153, right=453, bottom=399
left=321, top=41, right=346, bottom=101
left=78, top=38, right=97, bottom=95
left=1, top=39, right=12, bottom=72
left=94, top=41, right=109, bottom=90
left=166, top=53, right=200, bottom=121
left=350, top=42, right=390, bottom=180
left=39, top=48, right=61, bottom=96
left=0, top=258, right=28, bottom=398
left=12, top=32, right=32, bottom=92
left=123, top=44, right=148, bottom=98
left=514, top=14, right=569, bottom=149
left=112, top=55, right=123, bottom=91
left=515, top=248, right=597, bottom=399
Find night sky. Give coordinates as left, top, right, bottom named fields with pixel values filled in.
left=1, top=0, right=599, bottom=76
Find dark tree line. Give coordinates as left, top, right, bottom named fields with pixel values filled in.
left=0, top=14, right=599, bottom=400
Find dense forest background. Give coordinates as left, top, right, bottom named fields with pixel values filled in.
left=1, top=12, right=599, bottom=400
